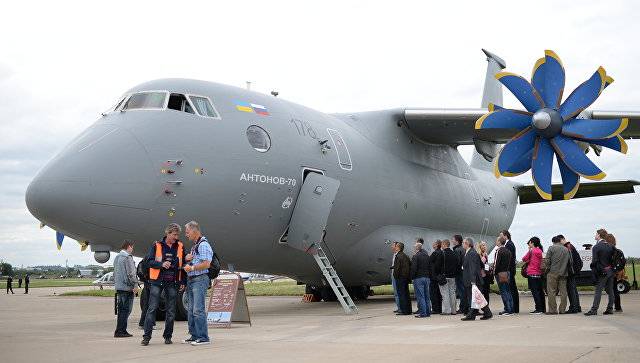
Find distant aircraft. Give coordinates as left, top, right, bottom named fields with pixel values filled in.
left=26, top=50, right=638, bottom=313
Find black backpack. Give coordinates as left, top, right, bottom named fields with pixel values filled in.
left=193, top=240, right=221, bottom=281
left=612, top=248, right=626, bottom=272
left=137, top=260, right=149, bottom=281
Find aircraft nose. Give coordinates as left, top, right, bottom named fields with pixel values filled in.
left=26, top=124, right=155, bottom=241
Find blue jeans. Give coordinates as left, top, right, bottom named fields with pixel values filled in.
left=187, top=274, right=210, bottom=341
left=392, top=275, right=400, bottom=310
left=413, top=277, right=431, bottom=316
left=115, top=290, right=134, bottom=334
left=497, top=272, right=514, bottom=313
left=144, top=282, right=177, bottom=339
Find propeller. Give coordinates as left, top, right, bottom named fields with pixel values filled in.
left=476, top=50, right=629, bottom=200
left=56, top=231, right=65, bottom=250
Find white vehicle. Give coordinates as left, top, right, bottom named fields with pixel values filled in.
left=92, top=272, right=114, bottom=289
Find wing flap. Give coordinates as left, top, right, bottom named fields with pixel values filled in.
left=517, top=180, right=639, bottom=204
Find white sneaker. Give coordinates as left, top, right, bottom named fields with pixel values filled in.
left=182, top=337, right=195, bottom=344
left=191, top=339, right=211, bottom=346
left=502, top=312, right=512, bottom=316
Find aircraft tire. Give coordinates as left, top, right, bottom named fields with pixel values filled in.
left=617, top=280, right=631, bottom=294
left=320, top=286, right=337, bottom=302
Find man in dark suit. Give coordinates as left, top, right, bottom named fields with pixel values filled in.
left=500, top=230, right=519, bottom=313
left=461, top=238, right=492, bottom=321
left=428, top=240, right=443, bottom=314
left=452, top=234, right=467, bottom=314
left=392, top=242, right=412, bottom=315
left=585, top=229, right=615, bottom=316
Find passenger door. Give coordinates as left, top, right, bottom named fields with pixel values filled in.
left=286, top=173, right=340, bottom=253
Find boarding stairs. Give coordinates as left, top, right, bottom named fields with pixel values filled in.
left=312, top=245, right=358, bottom=314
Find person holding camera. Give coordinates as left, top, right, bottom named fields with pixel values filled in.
left=182, top=221, right=213, bottom=346
left=141, top=223, right=186, bottom=346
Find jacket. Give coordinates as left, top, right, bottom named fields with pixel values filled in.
left=565, top=242, right=583, bottom=276
left=462, top=248, right=483, bottom=287
left=591, top=240, right=614, bottom=275
left=505, top=239, right=517, bottom=274
left=453, top=244, right=465, bottom=269
left=523, top=247, right=543, bottom=276
left=144, top=239, right=187, bottom=286
left=494, top=246, right=512, bottom=274
left=545, top=242, right=570, bottom=276
left=114, top=250, right=138, bottom=291
left=439, top=248, right=460, bottom=278
left=410, top=249, right=431, bottom=279
left=393, top=251, right=411, bottom=280
left=429, top=248, right=442, bottom=277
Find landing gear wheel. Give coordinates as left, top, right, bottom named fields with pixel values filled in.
left=617, top=280, right=631, bottom=294
left=320, top=286, right=337, bottom=302
left=347, top=286, right=371, bottom=300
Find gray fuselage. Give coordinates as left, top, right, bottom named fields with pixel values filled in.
left=26, top=79, right=518, bottom=286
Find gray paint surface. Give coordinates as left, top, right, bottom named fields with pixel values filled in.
left=25, top=53, right=638, bottom=287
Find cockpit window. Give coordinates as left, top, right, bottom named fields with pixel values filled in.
left=123, top=91, right=167, bottom=110
left=189, top=95, right=219, bottom=118
left=168, top=93, right=195, bottom=114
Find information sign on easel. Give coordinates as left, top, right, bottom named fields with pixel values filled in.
left=207, top=272, right=251, bottom=328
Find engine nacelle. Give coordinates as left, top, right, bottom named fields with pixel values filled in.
left=94, top=251, right=110, bottom=264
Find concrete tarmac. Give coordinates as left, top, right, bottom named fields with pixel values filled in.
left=1, top=287, right=639, bottom=362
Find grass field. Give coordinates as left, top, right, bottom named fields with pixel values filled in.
left=9, top=264, right=638, bottom=297
left=1, top=278, right=95, bottom=289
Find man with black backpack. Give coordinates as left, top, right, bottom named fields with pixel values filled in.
left=182, top=221, right=214, bottom=346
left=561, top=236, right=583, bottom=314
left=137, top=258, right=155, bottom=330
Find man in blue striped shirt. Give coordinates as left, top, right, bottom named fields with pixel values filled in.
left=183, top=221, right=213, bottom=346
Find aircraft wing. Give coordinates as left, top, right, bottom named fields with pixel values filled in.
left=402, top=108, right=640, bottom=145
left=516, top=180, right=639, bottom=204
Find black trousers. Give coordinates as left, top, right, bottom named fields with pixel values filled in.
left=457, top=276, right=468, bottom=314
left=509, top=271, right=519, bottom=313
left=481, top=274, right=492, bottom=304
left=465, top=284, right=491, bottom=317
left=429, top=278, right=442, bottom=313
left=115, top=291, right=134, bottom=334
left=138, top=281, right=152, bottom=327
left=528, top=276, right=546, bottom=312
left=24, top=282, right=29, bottom=294
left=395, top=278, right=412, bottom=314
left=6, top=284, right=13, bottom=294
left=566, top=275, right=581, bottom=311
left=614, top=283, right=622, bottom=310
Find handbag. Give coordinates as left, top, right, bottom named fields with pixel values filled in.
left=437, top=250, right=447, bottom=286
left=497, top=271, right=509, bottom=284
left=521, top=261, right=529, bottom=278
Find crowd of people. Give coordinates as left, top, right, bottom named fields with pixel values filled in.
left=112, top=221, right=215, bottom=347
left=389, top=228, right=627, bottom=320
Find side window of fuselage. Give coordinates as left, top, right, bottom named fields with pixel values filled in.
left=167, top=93, right=195, bottom=114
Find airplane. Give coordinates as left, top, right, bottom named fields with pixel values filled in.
left=25, top=49, right=639, bottom=315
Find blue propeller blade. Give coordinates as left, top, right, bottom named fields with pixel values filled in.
left=502, top=149, right=533, bottom=176
left=559, top=67, right=607, bottom=120
left=496, top=72, right=544, bottom=112
left=556, top=155, right=580, bottom=200
left=550, top=135, right=606, bottom=180
left=562, top=117, right=628, bottom=140
left=536, top=50, right=565, bottom=109
left=475, top=108, right=532, bottom=131
left=531, top=138, right=555, bottom=200
left=494, top=127, right=537, bottom=177
left=56, top=231, right=65, bottom=250
left=579, top=135, right=628, bottom=154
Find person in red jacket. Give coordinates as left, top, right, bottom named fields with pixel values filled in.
left=522, top=237, right=545, bottom=314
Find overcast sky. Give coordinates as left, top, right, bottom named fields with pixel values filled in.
left=0, top=0, right=638, bottom=268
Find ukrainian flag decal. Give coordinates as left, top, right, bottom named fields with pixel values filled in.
left=236, top=101, right=270, bottom=116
